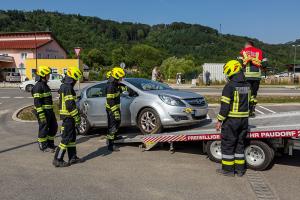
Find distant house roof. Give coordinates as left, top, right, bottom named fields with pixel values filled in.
left=0, top=39, right=52, bottom=49
left=0, top=31, right=67, bottom=53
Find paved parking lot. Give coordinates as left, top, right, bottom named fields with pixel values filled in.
left=1, top=88, right=300, bottom=200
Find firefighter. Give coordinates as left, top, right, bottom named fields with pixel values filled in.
left=32, top=66, right=58, bottom=152
left=53, top=66, right=83, bottom=167
left=239, top=41, right=267, bottom=117
left=106, top=70, right=111, bottom=79
left=215, top=60, right=251, bottom=177
left=106, top=67, right=125, bottom=151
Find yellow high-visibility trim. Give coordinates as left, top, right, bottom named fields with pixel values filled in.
left=217, top=114, right=226, bottom=121
left=38, top=137, right=47, bottom=142
left=64, top=95, right=75, bottom=101
left=59, top=143, right=67, bottom=150
left=228, top=111, right=249, bottom=118
left=67, top=142, right=76, bottom=147
left=221, top=96, right=230, bottom=104
left=47, top=136, right=55, bottom=140
left=36, top=107, right=44, bottom=113
left=42, top=105, right=53, bottom=109
left=106, top=92, right=120, bottom=99
left=70, top=109, right=79, bottom=117
left=235, top=160, right=245, bottom=165
left=222, top=160, right=235, bottom=166
left=33, top=93, right=42, bottom=98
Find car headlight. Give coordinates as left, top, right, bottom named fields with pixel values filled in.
left=159, top=95, right=185, bottom=107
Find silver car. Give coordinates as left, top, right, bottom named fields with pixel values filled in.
left=78, top=78, right=208, bottom=135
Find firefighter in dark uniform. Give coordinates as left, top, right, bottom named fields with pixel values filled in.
left=239, top=41, right=267, bottom=117
left=32, top=66, right=58, bottom=152
left=106, top=67, right=125, bottom=151
left=53, top=67, right=83, bottom=167
left=215, top=60, right=251, bottom=177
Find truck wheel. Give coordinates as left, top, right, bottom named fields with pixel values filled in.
left=245, top=140, right=274, bottom=171
left=25, top=84, right=34, bottom=92
left=78, top=114, right=91, bottom=135
left=138, top=108, right=162, bottom=135
left=206, top=140, right=222, bottom=163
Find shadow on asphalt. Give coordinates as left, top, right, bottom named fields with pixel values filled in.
left=81, top=146, right=112, bottom=162
left=0, top=141, right=37, bottom=154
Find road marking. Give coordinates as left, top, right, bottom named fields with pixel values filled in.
left=206, top=114, right=210, bottom=119
left=0, top=97, right=10, bottom=99
left=255, top=109, right=265, bottom=115
left=14, top=97, right=24, bottom=99
left=27, top=97, right=33, bottom=99
left=258, top=106, right=276, bottom=114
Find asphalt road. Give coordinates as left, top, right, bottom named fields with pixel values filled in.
left=1, top=88, right=300, bottom=200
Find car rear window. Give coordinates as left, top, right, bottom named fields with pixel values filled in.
left=125, top=78, right=172, bottom=91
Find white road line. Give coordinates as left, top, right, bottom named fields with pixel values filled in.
left=206, top=114, right=211, bottom=119
left=0, top=97, right=10, bottom=98
left=14, top=97, right=24, bottom=99
left=258, top=106, right=276, bottom=114
left=255, top=109, right=265, bottom=115
left=27, top=97, right=33, bottom=99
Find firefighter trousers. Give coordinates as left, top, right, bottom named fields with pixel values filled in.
left=37, top=110, right=58, bottom=145
left=55, top=117, right=77, bottom=161
left=221, top=117, right=248, bottom=172
left=247, top=79, right=260, bottom=112
left=106, top=109, right=121, bottom=141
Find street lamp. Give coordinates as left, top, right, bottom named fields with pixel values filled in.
left=292, top=45, right=300, bottom=82
left=74, top=47, right=82, bottom=90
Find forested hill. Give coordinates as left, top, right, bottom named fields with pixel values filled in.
left=0, top=10, right=294, bottom=74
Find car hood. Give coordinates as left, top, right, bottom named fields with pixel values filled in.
left=146, top=89, right=202, bottom=99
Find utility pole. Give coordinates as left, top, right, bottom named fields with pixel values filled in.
left=292, top=44, right=300, bottom=83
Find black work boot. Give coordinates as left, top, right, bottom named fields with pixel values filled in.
left=38, top=142, right=49, bottom=152
left=107, top=140, right=120, bottom=152
left=47, top=140, right=57, bottom=153
left=68, top=147, right=84, bottom=165
left=216, top=169, right=235, bottom=177
left=235, top=170, right=246, bottom=177
left=53, top=147, right=69, bottom=168
left=249, top=105, right=256, bottom=118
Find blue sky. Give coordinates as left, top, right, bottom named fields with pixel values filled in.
left=1, top=0, right=299, bottom=44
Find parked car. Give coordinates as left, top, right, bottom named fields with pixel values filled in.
left=77, top=78, right=208, bottom=135
left=5, top=72, right=21, bottom=82
left=19, top=74, right=63, bottom=92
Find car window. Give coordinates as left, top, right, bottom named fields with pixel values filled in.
left=52, top=74, right=62, bottom=80
left=87, top=83, right=106, bottom=98
left=125, top=78, right=172, bottom=91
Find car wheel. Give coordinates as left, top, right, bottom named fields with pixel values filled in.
left=25, top=84, right=34, bottom=92
left=245, top=140, right=274, bottom=171
left=78, top=114, right=91, bottom=135
left=206, top=140, right=222, bottom=163
left=138, top=108, right=162, bottom=135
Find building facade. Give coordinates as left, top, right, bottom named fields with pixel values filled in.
left=25, top=59, right=83, bottom=80
left=0, top=32, right=67, bottom=81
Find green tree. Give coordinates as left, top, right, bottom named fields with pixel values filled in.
left=111, top=47, right=126, bottom=66
left=130, top=44, right=164, bottom=76
left=160, top=56, right=200, bottom=80
left=87, top=48, right=105, bottom=70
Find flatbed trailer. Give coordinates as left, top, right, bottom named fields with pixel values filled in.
left=115, top=111, right=300, bottom=171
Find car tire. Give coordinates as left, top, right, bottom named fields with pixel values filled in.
left=78, top=114, right=91, bottom=135
left=138, top=108, right=162, bottom=135
left=245, top=140, right=274, bottom=171
left=206, top=140, right=222, bottom=163
left=25, top=84, right=34, bottom=92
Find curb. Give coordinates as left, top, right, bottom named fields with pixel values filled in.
left=12, top=104, right=37, bottom=123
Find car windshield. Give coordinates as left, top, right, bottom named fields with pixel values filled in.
left=125, top=78, right=172, bottom=91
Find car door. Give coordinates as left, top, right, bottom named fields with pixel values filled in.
left=120, top=83, right=137, bottom=126
left=83, top=83, right=107, bottom=127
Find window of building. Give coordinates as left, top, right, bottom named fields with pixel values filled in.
left=21, top=53, right=27, bottom=60
left=52, top=68, right=58, bottom=74
left=18, top=63, right=26, bottom=77
left=47, top=54, right=50, bottom=59
left=32, top=69, right=37, bottom=80
left=37, top=53, right=42, bottom=58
